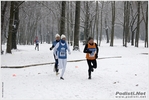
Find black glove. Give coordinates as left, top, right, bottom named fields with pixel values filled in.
left=95, top=54, right=98, bottom=59
left=50, top=47, right=52, bottom=50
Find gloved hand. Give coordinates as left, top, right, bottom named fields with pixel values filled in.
left=50, top=47, right=52, bottom=50
left=95, top=54, right=98, bottom=59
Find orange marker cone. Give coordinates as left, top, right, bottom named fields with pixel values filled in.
left=75, top=66, right=78, bottom=68
left=13, top=74, right=16, bottom=77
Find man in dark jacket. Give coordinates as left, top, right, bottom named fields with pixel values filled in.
left=50, top=34, right=60, bottom=75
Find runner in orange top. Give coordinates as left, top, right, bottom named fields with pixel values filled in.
left=83, top=37, right=99, bottom=79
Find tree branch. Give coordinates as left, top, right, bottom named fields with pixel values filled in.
left=14, top=1, right=25, bottom=11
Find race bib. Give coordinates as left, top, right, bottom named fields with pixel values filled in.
left=89, top=51, right=95, bottom=57
left=89, top=49, right=96, bottom=57
left=60, top=48, right=66, bottom=57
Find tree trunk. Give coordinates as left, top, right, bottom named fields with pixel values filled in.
left=124, top=1, right=130, bottom=47
left=60, top=1, right=66, bottom=35
left=52, top=16, right=54, bottom=43
left=105, top=28, right=109, bottom=43
left=123, top=1, right=125, bottom=46
left=73, top=1, right=81, bottom=51
left=67, top=1, right=70, bottom=44
left=39, top=24, right=42, bottom=44
left=131, top=31, right=135, bottom=46
left=105, top=2, right=109, bottom=43
left=90, top=20, right=93, bottom=37
left=127, top=3, right=130, bottom=43
left=130, top=2, right=137, bottom=46
left=70, top=1, right=74, bottom=46
left=135, top=1, right=141, bottom=47
left=123, top=24, right=125, bottom=46
left=95, top=1, right=99, bottom=45
left=110, top=1, right=115, bottom=47
left=1, top=1, right=7, bottom=41
left=99, top=2, right=104, bottom=46
left=93, top=17, right=96, bottom=39
left=1, top=1, right=7, bottom=54
left=145, top=4, right=148, bottom=48
left=140, top=1, right=148, bottom=48
left=84, top=1, right=90, bottom=44
left=6, top=1, right=14, bottom=53
left=12, top=2, right=20, bottom=49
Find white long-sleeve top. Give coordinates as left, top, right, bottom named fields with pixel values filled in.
left=53, top=41, right=71, bottom=59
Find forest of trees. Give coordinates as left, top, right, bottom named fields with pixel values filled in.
left=1, top=1, right=148, bottom=53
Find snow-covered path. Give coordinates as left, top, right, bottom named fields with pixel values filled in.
left=1, top=40, right=148, bottom=99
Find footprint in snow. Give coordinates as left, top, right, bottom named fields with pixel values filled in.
left=113, top=82, right=116, bottom=84
left=136, top=84, right=139, bottom=86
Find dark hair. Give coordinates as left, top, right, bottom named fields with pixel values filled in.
left=88, top=37, right=93, bottom=41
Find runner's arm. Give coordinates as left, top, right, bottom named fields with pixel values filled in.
left=50, top=42, right=55, bottom=50
left=83, top=44, right=92, bottom=53
left=95, top=43, right=99, bottom=54
left=66, top=42, right=71, bottom=54
left=53, top=43, right=59, bottom=59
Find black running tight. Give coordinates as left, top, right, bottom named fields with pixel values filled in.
left=87, top=59, right=97, bottom=77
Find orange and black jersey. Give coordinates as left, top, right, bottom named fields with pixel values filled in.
left=83, top=43, right=99, bottom=60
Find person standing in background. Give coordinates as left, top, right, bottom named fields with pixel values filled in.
left=83, top=37, right=99, bottom=79
left=50, top=34, right=60, bottom=75
left=34, top=36, right=39, bottom=51
left=53, top=34, right=71, bottom=80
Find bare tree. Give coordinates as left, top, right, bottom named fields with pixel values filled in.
left=140, top=2, right=148, bottom=47
left=1, top=1, right=7, bottom=40
left=95, top=1, right=99, bottom=45
left=6, top=1, right=14, bottom=53
left=110, top=1, right=115, bottom=47
left=70, top=1, right=74, bottom=45
left=130, top=2, right=137, bottom=46
left=3, top=1, right=147, bottom=50
left=11, top=1, right=21, bottom=49
left=1, top=1, right=7, bottom=54
left=104, top=2, right=109, bottom=43
left=84, top=1, right=90, bottom=43
left=135, top=1, right=141, bottom=47
left=60, top=1, right=66, bottom=35
left=145, top=3, right=148, bottom=47
left=127, top=2, right=131, bottom=43
left=66, top=1, right=70, bottom=44
left=123, top=1, right=130, bottom=47
left=73, top=1, right=81, bottom=50
left=99, top=2, right=104, bottom=46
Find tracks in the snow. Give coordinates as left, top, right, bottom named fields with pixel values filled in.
left=1, top=56, right=122, bottom=68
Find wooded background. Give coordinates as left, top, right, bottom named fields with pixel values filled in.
left=1, top=1, right=148, bottom=53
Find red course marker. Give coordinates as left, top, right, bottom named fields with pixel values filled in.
left=13, top=74, right=16, bottom=77
left=75, top=66, right=78, bottom=68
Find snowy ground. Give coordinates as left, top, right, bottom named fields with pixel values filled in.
left=1, top=40, right=148, bottom=99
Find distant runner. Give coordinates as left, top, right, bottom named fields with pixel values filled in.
left=34, top=36, right=39, bottom=51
